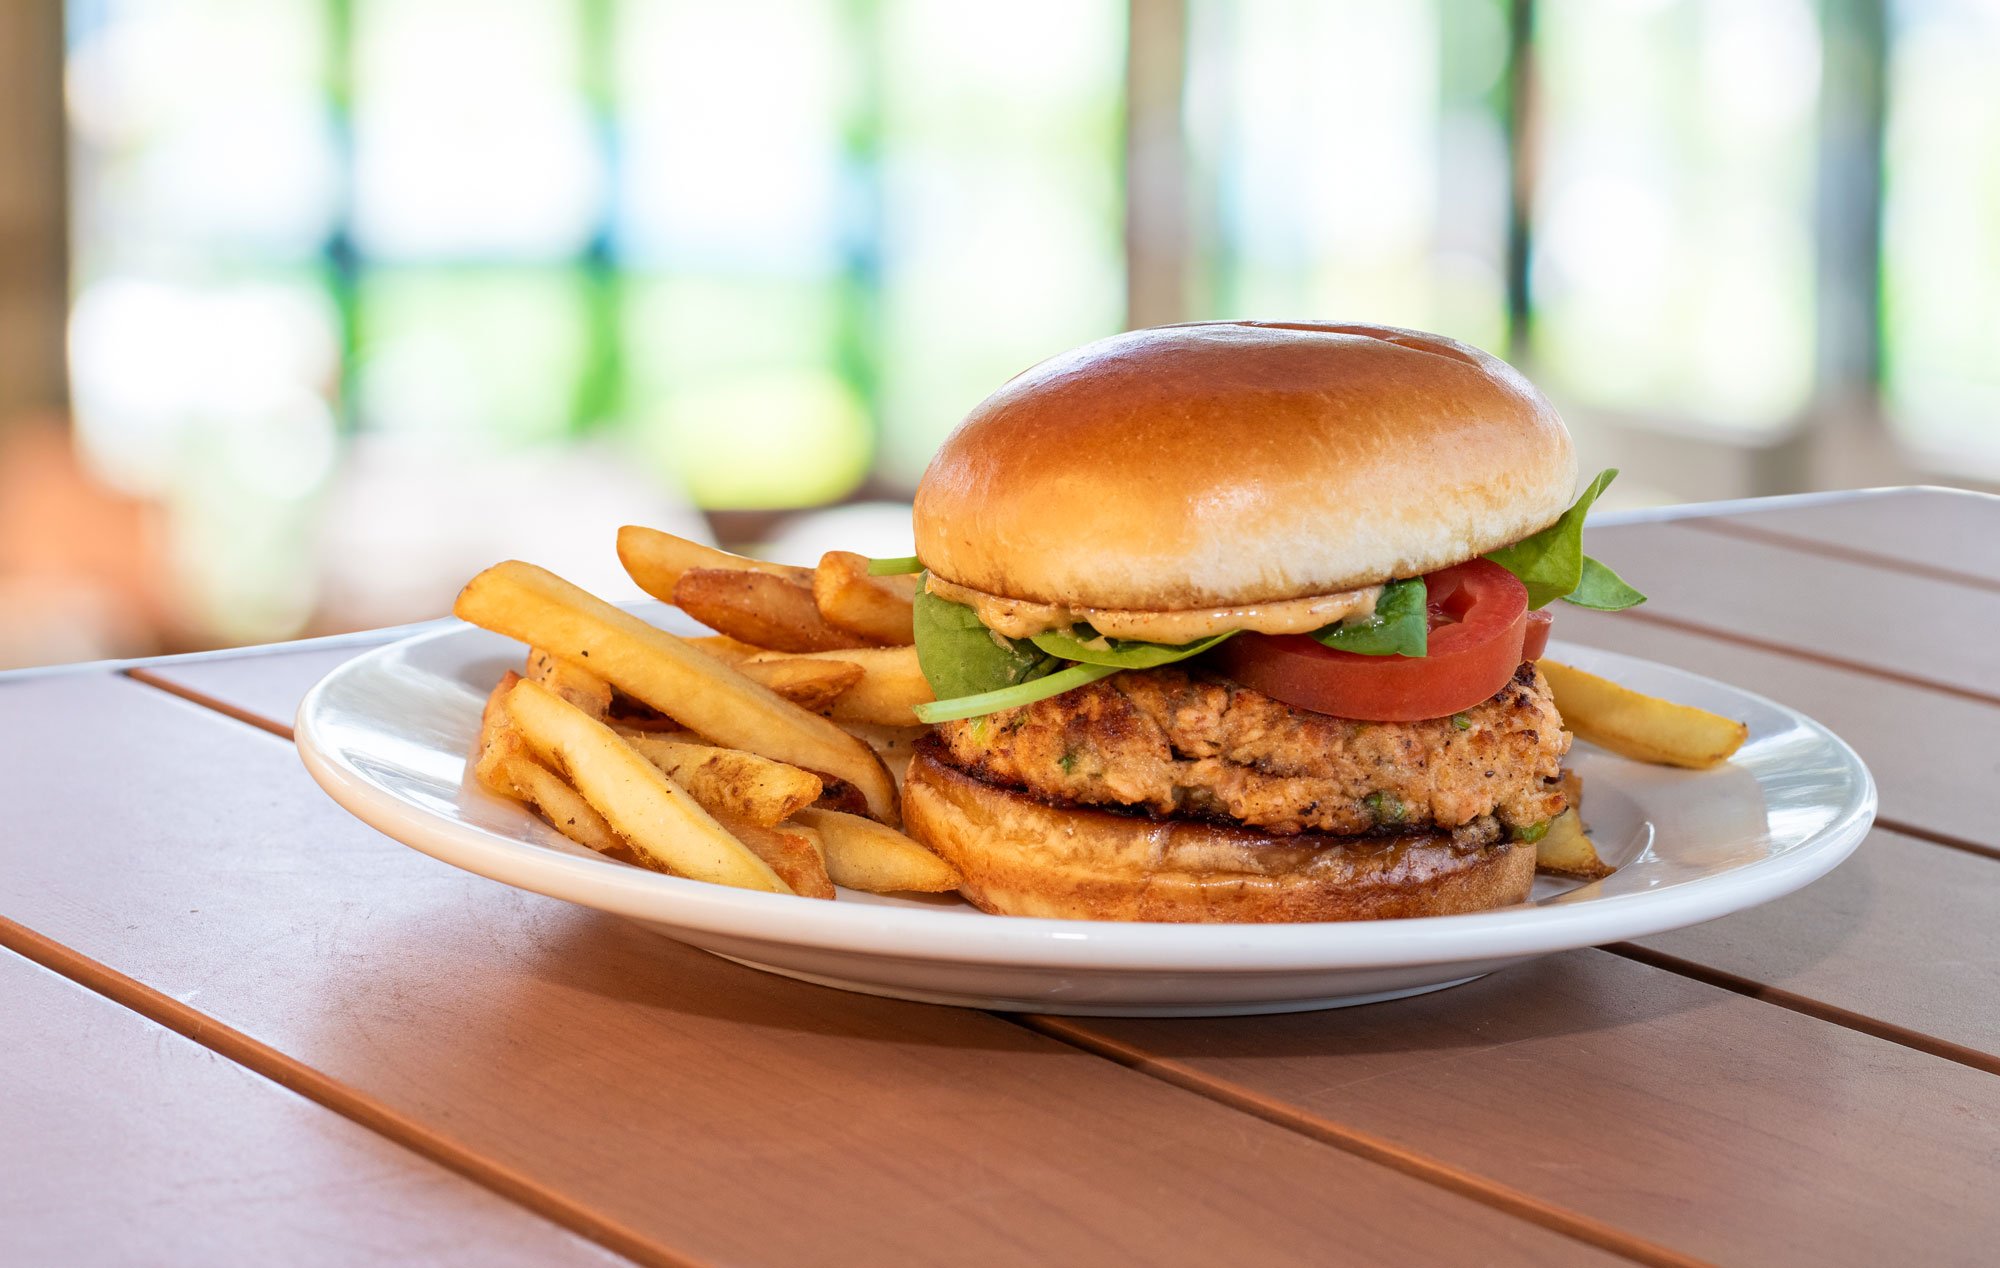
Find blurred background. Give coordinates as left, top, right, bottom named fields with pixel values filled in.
left=0, top=0, right=1995, bottom=667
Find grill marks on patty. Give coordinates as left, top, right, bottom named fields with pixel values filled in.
left=936, top=663, right=1570, bottom=836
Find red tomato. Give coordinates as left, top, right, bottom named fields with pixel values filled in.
left=1523, top=609, right=1553, bottom=662
left=1209, top=559, right=1530, bottom=721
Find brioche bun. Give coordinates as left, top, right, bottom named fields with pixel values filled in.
left=904, top=744, right=1536, bottom=923
left=913, top=321, right=1576, bottom=610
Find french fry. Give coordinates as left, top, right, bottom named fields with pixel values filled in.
left=526, top=646, right=612, bottom=718
left=475, top=673, right=643, bottom=862
left=791, top=807, right=961, bottom=894
left=476, top=670, right=526, bottom=771
left=1541, top=660, right=1749, bottom=770
left=1535, top=808, right=1613, bottom=880
left=685, top=633, right=770, bottom=664
left=812, top=550, right=918, bottom=644
left=453, top=561, right=898, bottom=822
left=502, top=677, right=790, bottom=892
left=479, top=733, right=627, bottom=858
left=718, top=815, right=835, bottom=900
left=675, top=567, right=878, bottom=654
left=736, top=657, right=865, bottom=713
left=745, top=646, right=934, bottom=726
left=617, top=524, right=811, bottom=599
left=619, top=731, right=824, bottom=827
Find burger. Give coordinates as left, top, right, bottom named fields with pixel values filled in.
left=886, top=321, right=1644, bottom=922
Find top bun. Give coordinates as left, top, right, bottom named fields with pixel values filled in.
left=913, top=321, right=1577, bottom=610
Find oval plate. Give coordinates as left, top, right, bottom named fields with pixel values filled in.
left=295, top=608, right=1874, bottom=1016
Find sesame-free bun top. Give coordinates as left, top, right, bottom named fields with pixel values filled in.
left=913, top=321, right=1577, bottom=610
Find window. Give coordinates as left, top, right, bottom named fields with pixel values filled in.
left=1883, top=0, right=2000, bottom=472
left=61, top=0, right=2000, bottom=641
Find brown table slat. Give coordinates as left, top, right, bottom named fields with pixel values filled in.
left=0, top=674, right=1619, bottom=1268
left=1591, top=520, right=2000, bottom=700
left=1555, top=604, right=1998, bottom=851
left=1708, top=487, right=2000, bottom=585
left=0, top=949, right=617, bottom=1268
left=1042, top=951, right=2000, bottom=1268
left=1626, top=825, right=2000, bottom=1068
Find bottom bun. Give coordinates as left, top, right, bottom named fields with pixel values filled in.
left=903, top=744, right=1535, bottom=923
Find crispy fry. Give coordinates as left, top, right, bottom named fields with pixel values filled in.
left=481, top=738, right=628, bottom=858
left=475, top=673, right=643, bottom=862
left=476, top=670, right=526, bottom=775
left=525, top=646, right=612, bottom=718
left=617, top=524, right=811, bottom=600
left=674, top=567, right=878, bottom=654
left=619, top=731, right=824, bottom=827
left=502, top=678, right=790, bottom=892
left=717, top=815, right=834, bottom=900
left=453, top=561, right=897, bottom=822
left=685, top=633, right=770, bottom=664
left=812, top=550, right=917, bottom=644
left=1535, top=808, right=1613, bottom=880
left=1542, top=659, right=1749, bottom=770
left=791, top=807, right=961, bottom=894
left=745, top=645, right=934, bottom=726
left=735, top=657, right=865, bottom=712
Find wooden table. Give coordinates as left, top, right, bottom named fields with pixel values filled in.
left=5, top=486, right=1996, bottom=1267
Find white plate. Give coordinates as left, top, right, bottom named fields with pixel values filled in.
left=295, top=608, right=1874, bottom=1017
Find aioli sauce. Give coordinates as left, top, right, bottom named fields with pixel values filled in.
left=924, top=575, right=1383, bottom=643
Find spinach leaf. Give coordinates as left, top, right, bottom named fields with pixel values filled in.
left=912, top=663, right=1122, bottom=724
left=866, top=555, right=924, bottom=576
left=1027, top=626, right=1237, bottom=668
left=911, top=584, right=1060, bottom=702
left=1484, top=468, right=1625, bottom=609
left=1562, top=554, right=1647, bottom=611
left=1308, top=576, right=1428, bottom=657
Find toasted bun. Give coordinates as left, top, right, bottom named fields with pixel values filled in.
left=914, top=321, right=1576, bottom=610
left=903, top=746, right=1535, bottom=923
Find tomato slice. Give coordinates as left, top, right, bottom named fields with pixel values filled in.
left=1523, top=609, right=1553, bottom=662
left=1209, top=559, right=1530, bottom=721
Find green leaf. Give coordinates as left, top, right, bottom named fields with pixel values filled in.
left=1562, top=555, right=1647, bottom=611
left=1027, top=625, right=1237, bottom=668
left=911, top=583, right=1061, bottom=702
left=912, top=663, right=1123, bottom=724
left=866, top=555, right=924, bottom=576
left=1484, top=468, right=1618, bottom=609
left=1308, top=576, right=1428, bottom=657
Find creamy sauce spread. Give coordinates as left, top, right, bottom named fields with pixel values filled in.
left=924, top=575, right=1383, bottom=642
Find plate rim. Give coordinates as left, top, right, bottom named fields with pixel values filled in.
left=294, top=621, right=1877, bottom=974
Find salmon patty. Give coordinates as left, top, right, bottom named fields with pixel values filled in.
left=934, top=662, right=1570, bottom=837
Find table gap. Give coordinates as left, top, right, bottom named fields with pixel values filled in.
left=1870, top=817, right=2000, bottom=862
left=0, top=913, right=680, bottom=1268
left=125, top=667, right=293, bottom=739
left=1601, top=943, right=2000, bottom=1078
left=1005, top=1013, right=1701, bottom=1268
left=1616, top=607, right=2000, bottom=707
left=1681, top=518, right=2000, bottom=595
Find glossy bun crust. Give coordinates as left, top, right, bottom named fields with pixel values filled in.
left=903, top=745, right=1536, bottom=923
left=914, top=321, right=1576, bottom=609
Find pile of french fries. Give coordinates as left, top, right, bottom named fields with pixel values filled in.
left=452, top=523, right=1751, bottom=903
left=454, top=531, right=949, bottom=901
